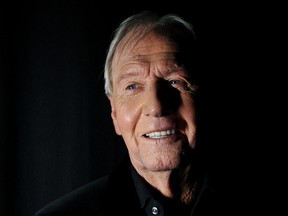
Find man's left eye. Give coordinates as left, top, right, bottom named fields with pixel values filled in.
left=169, top=79, right=197, bottom=93
left=169, top=79, right=187, bottom=88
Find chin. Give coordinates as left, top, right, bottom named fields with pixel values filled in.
left=144, top=155, right=181, bottom=172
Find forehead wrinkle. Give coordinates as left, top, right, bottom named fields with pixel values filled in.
left=131, top=53, right=185, bottom=76
left=131, top=51, right=178, bottom=62
left=153, top=62, right=187, bottom=78
left=117, top=61, right=186, bottom=85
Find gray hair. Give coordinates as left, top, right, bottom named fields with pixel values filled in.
left=103, top=11, right=196, bottom=96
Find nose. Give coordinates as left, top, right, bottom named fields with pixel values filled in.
left=142, top=79, right=180, bottom=117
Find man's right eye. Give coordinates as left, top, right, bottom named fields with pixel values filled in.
left=126, top=84, right=139, bottom=90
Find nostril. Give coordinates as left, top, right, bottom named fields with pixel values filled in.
left=143, top=105, right=164, bottom=117
left=142, top=101, right=175, bottom=117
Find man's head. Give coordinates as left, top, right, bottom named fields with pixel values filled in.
left=104, top=11, right=200, bottom=175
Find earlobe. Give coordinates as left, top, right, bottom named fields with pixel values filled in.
left=108, top=96, right=122, bottom=136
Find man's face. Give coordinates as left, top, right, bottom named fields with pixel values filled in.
left=108, top=32, right=197, bottom=173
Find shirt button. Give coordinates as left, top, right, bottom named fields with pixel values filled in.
left=152, top=206, right=159, bottom=215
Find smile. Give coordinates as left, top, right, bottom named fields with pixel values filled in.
left=144, top=129, right=176, bottom=138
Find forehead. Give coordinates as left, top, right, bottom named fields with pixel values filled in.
left=117, top=31, right=177, bottom=62
left=111, top=31, right=181, bottom=75
left=110, top=27, right=198, bottom=84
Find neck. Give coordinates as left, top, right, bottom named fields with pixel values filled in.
left=135, top=163, right=200, bottom=205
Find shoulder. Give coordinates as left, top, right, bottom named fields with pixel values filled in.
left=33, top=154, right=136, bottom=216
left=33, top=175, right=109, bottom=216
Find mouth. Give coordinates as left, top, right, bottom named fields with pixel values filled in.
left=143, top=129, right=176, bottom=139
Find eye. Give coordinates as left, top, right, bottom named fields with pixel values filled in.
left=169, top=79, right=189, bottom=90
left=169, top=79, right=197, bottom=93
left=125, top=83, right=139, bottom=91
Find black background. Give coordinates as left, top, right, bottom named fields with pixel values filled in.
left=0, top=1, right=275, bottom=215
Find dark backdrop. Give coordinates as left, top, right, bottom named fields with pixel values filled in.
left=0, top=1, right=263, bottom=216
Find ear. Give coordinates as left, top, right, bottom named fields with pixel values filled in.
left=108, top=96, right=122, bottom=136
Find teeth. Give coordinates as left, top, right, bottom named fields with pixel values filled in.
left=145, top=129, right=175, bottom=138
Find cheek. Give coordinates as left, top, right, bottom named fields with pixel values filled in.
left=181, top=97, right=197, bottom=120
left=115, top=99, right=141, bottom=133
left=181, top=99, right=197, bottom=144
